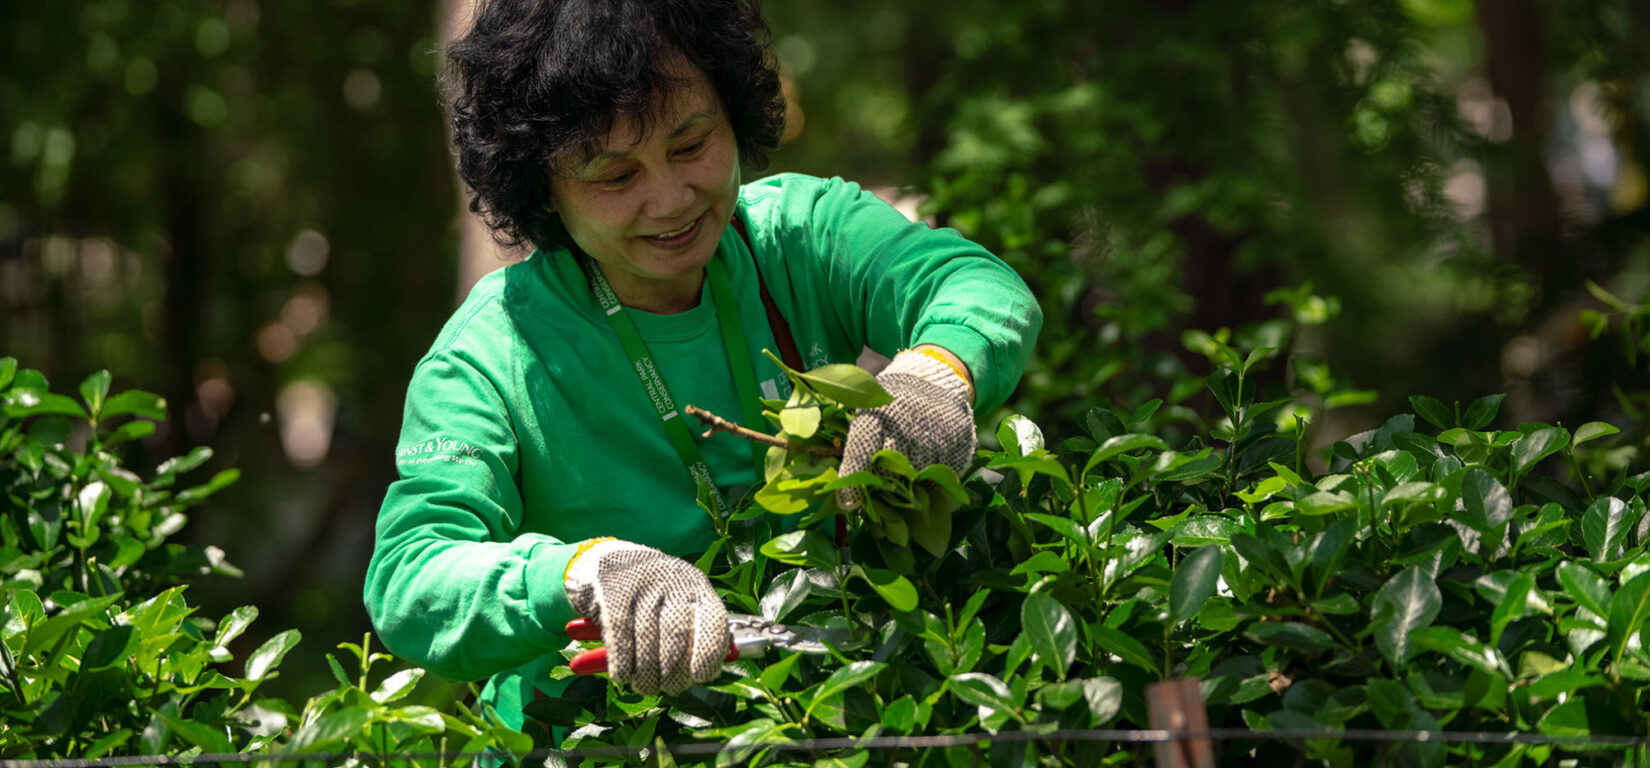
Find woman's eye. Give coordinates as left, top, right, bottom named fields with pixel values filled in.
left=674, top=140, right=706, bottom=157
left=597, top=171, right=635, bottom=186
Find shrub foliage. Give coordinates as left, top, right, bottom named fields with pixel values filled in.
left=0, top=358, right=519, bottom=762
left=4, top=317, right=1649, bottom=767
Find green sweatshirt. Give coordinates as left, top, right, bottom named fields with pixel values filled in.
left=364, top=173, right=1041, bottom=728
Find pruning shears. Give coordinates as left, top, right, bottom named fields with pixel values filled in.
left=565, top=614, right=854, bottom=676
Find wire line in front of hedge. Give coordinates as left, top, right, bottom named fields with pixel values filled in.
left=2, top=726, right=1647, bottom=768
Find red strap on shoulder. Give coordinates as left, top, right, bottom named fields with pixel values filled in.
left=731, top=215, right=846, bottom=545
left=732, top=216, right=806, bottom=374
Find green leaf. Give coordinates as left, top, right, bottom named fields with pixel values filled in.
left=879, top=696, right=918, bottom=732
left=1155, top=449, right=1222, bottom=482
left=1607, top=571, right=1650, bottom=665
left=5, top=391, right=89, bottom=419
left=1306, top=519, right=1356, bottom=596
left=1573, top=422, right=1620, bottom=446
left=997, top=414, right=1044, bottom=457
left=80, top=370, right=112, bottom=420
left=1082, top=407, right=1127, bottom=442
left=1370, top=567, right=1442, bottom=667
left=21, top=594, right=120, bottom=657
left=1235, top=476, right=1287, bottom=505
left=215, top=606, right=259, bottom=647
left=988, top=454, right=1070, bottom=484
left=245, top=629, right=301, bottom=682
left=793, top=364, right=892, bottom=409
left=1585, top=279, right=1629, bottom=311
left=1025, top=512, right=1090, bottom=548
left=110, top=537, right=146, bottom=569
left=1295, top=490, right=1356, bottom=517
left=1243, top=622, right=1335, bottom=654
left=371, top=667, right=424, bottom=703
left=285, top=707, right=372, bottom=754
left=759, top=652, right=802, bottom=693
left=157, top=446, right=213, bottom=477
left=1128, top=399, right=1163, bottom=428
left=80, top=730, right=133, bottom=760
left=1409, top=396, right=1453, bottom=430
left=715, top=718, right=790, bottom=768
left=326, top=654, right=351, bottom=687
left=386, top=705, right=445, bottom=735
left=1462, top=394, right=1505, bottom=430
left=870, top=448, right=919, bottom=479
left=813, top=753, right=870, bottom=768
left=754, top=469, right=824, bottom=516
left=159, top=712, right=234, bottom=754
left=81, top=625, right=136, bottom=670
left=1169, top=546, right=1223, bottom=624
left=778, top=388, right=821, bottom=439
left=956, top=589, right=992, bottom=631
left=1205, top=369, right=1249, bottom=420
left=1037, top=679, right=1086, bottom=711
left=176, top=469, right=241, bottom=503
left=804, top=661, right=885, bottom=718
left=1171, top=516, right=1239, bottom=547
left=758, top=569, right=813, bottom=623
left=1556, top=562, right=1611, bottom=619
left=101, top=389, right=167, bottom=421
left=947, top=672, right=1018, bottom=713
left=1582, top=497, right=1630, bottom=562
left=1082, top=433, right=1169, bottom=476
left=1081, top=677, right=1123, bottom=723
left=1010, top=551, right=1071, bottom=576
left=1230, top=533, right=1291, bottom=584
left=759, top=530, right=838, bottom=571
left=852, top=566, right=919, bottom=612
left=0, top=357, right=14, bottom=390
left=1536, top=699, right=1590, bottom=739
left=1487, top=573, right=1533, bottom=647
left=1090, top=625, right=1158, bottom=675
left=1409, top=627, right=1503, bottom=676
left=905, top=488, right=954, bottom=557
left=1580, top=309, right=1610, bottom=338
left=1460, top=469, right=1513, bottom=556
left=77, top=481, right=112, bottom=532
left=1512, top=427, right=1569, bottom=478
left=915, top=463, right=970, bottom=504
left=1021, top=592, right=1077, bottom=681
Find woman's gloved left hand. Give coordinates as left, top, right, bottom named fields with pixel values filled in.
left=836, top=347, right=976, bottom=510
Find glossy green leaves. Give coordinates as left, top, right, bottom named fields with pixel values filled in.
left=1371, top=567, right=1441, bottom=668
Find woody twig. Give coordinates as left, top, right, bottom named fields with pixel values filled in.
left=686, top=405, right=841, bottom=457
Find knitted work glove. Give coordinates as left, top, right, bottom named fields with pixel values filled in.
left=564, top=539, right=730, bottom=695
left=837, top=348, right=976, bottom=510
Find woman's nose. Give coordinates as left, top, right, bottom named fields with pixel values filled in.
left=643, top=164, right=696, bottom=220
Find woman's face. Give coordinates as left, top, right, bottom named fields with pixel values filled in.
left=549, top=61, right=741, bottom=313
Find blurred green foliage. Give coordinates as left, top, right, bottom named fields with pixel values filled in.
left=3, top=0, right=1648, bottom=703
left=1, top=0, right=456, bottom=697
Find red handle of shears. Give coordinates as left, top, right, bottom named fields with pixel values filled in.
left=565, top=618, right=738, bottom=675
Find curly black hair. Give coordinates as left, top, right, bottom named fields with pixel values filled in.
left=446, top=0, right=786, bottom=252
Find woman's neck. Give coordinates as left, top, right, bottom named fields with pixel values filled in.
left=601, top=265, right=705, bottom=314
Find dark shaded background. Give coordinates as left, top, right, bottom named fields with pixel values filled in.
left=2, top=0, right=1646, bottom=698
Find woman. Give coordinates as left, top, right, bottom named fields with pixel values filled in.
left=364, top=0, right=1042, bottom=732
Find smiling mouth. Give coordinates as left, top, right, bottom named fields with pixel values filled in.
left=647, top=213, right=702, bottom=241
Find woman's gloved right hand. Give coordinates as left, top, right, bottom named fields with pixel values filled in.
left=563, top=538, right=730, bottom=695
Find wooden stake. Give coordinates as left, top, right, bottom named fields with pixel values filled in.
left=1147, top=678, right=1215, bottom=768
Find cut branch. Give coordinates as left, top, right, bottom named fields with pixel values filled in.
left=686, top=405, right=841, bottom=457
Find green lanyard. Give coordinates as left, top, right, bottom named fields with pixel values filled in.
left=578, top=250, right=769, bottom=517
